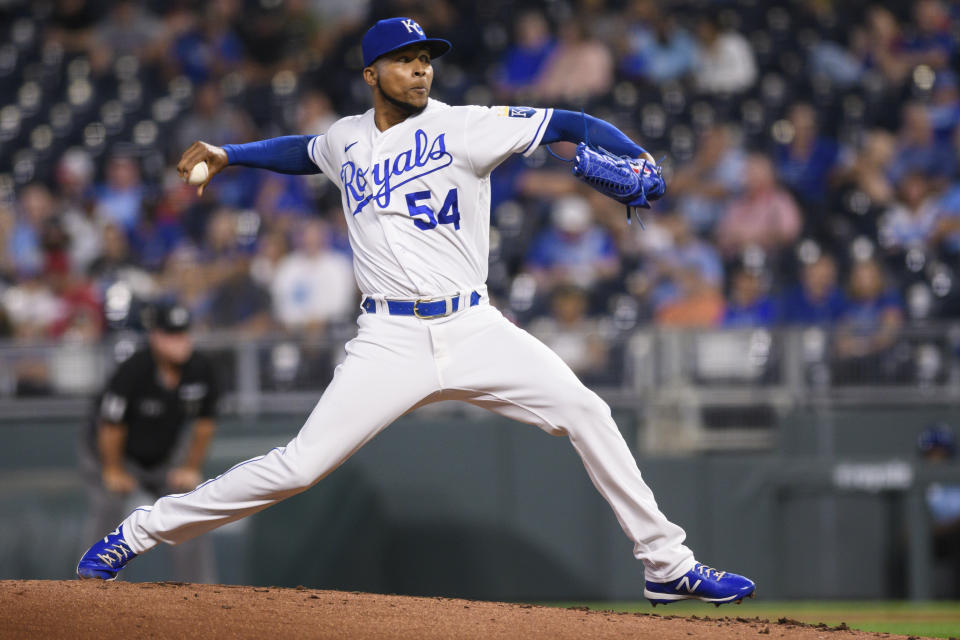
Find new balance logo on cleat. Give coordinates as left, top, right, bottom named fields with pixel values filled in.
left=644, top=563, right=756, bottom=607
left=675, top=576, right=702, bottom=593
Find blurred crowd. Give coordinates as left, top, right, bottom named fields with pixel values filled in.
left=2, top=0, right=960, bottom=387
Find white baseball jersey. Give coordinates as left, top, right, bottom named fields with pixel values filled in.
left=307, top=99, right=553, bottom=298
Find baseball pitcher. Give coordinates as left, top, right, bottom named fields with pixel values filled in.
left=78, top=17, right=755, bottom=606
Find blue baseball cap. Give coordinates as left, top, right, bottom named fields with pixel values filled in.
left=362, top=17, right=451, bottom=68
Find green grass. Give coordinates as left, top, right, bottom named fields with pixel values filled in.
left=545, top=600, right=960, bottom=638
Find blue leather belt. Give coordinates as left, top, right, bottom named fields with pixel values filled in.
left=362, top=291, right=481, bottom=318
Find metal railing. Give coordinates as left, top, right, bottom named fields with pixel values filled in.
left=1, top=324, right=958, bottom=446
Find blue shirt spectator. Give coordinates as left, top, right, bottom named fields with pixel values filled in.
left=835, top=259, right=904, bottom=364
left=774, top=104, right=840, bottom=206
left=903, top=31, right=955, bottom=65
left=723, top=301, right=775, bottom=327
left=927, top=72, right=960, bottom=141
left=95, top=156, right=146, bottom=232
left=621, top=15, right=697, bottom=82
left=779, top=285, right=847, bottom=325
left=775, top=137, right=839, bottom=205
left=173, top=20, right=244, bottom=85
left=525, top=196, right=619, bottom=290
left=889, top=142, right=956, bottom=183
left=525, top=225, right=617, bottom=277
left=723, top=296, right=775, bottom=327
left=498, top=12, right=556, bottom=94
left=889, top=103, right=957, bottom=183
left=128, top=215, right=185, bottom=272
left=722, top=268, right=775, bottom=327
left=904, top=0, right=955, bottom=70
left=10, top=184, right=57, bottom=276
left=253, top=172, right=315, bottom=221
left=9, top=221, right=42, bottom=277
left=776, top=247, right=846, bottom=329
left=840, top=288, right=904, bottom=336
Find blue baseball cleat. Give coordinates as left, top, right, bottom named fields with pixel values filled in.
left=76, top=526, right=137, bottom=580
left=644, top=563, right=756, bottom=606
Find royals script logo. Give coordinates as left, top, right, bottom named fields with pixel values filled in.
left=341, top=129, right=453, bottom=215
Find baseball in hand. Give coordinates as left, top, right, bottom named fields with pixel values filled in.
left=187, top=161, right=209, bottom=186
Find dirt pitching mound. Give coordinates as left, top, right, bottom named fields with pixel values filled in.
left=0, top=580, right=928, bottom=639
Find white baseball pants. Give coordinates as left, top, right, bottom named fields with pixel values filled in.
left=121, top=303, right=695, bottom=581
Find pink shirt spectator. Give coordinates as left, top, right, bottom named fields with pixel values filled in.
left=532, top=21, right=613, bottom=103
left=716, top=155, right=802, bottom=257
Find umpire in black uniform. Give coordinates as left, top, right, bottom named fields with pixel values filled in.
left=80, top=301, right=219, bottom=582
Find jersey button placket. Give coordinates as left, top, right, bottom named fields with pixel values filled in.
left=369, top=138, right=421, bottom=298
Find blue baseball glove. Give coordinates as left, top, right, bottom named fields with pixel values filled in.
left=571, top=142, right=665, bottom=226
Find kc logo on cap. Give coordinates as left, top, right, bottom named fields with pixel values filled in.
left=362, top=17, right=452, bottom=68
left=401, top=19, right=424, bottom=35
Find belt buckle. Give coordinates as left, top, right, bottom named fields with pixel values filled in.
left=413, top=296, right=444, bottom=319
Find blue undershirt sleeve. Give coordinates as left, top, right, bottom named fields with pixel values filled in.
left=541, top=110, right=647, bottom=158
left=222, top=135, right=321, bottom=175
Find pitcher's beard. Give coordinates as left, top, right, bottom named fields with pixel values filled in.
left=377, top=78, right=427, bottom=117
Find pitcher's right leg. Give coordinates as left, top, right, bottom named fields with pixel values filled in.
left=78, top=314, right=440, bottom=579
